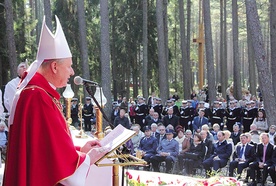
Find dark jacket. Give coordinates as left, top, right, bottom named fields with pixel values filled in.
left=113, top=116, right=130, bottom=129
left=212, top=140, right=232, bottom=160
left=233, top=143, right=255, bottom=163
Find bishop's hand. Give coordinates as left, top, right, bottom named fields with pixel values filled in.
left=80, top=139, right=101, bottom=153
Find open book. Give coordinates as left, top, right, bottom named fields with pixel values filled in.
left=95, top=124, right=136, bottom=164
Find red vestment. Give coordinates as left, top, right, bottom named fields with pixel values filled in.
left=3, top=73, right=86, bottom=186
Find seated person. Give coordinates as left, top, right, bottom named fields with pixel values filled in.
left=156, top=124, right=167, bottom=145
left=268, top=135, right=276, bottom=185
left=200, top=130, right=214, bottom=159
left=230, top=124, right=241, bottom=145
left=229, top=134, right=255, bottom=179
left=113, top=109, right=131, bottom=129
left=150, top=129, right=179, bottom=173
left=174, top=127, right=185, bottom=152
left=268, top=125, right=276, bottom=145
left=248, top=133, right=274, bottom=186
left=183, top=133, right=205, bottom=176
left=224, top=130, right=234, bottom=160
left=250, top=124, right=260, bottom=144
left=147, top=112, right=162, bottom=126
left=131, top=124, right=145, bottom=153
left=0, top=122, right=8, bottom=150
left=178, top=130, right=193, bottom=172
left=137, top=126, right=158, bottom=170
left=202, top=131, right=232, bottom=177
left=166, top=124, right=176, bottom=137
left=202, top=124, right=214, bottom=143
left=162, top=108, right=179, bottom=128
left=150, top=123, right=160, bottom=138
left=211, top=123, right=220, bottom=143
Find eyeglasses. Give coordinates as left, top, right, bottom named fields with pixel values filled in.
left=159, top=129, right=165, bottom=131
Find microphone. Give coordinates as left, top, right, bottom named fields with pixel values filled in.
left=74, top=76, right=98, bottom=86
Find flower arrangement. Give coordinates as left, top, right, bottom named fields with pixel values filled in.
left=125, top=171, right=242, bottom=186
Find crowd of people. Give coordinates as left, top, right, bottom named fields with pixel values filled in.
left=106, top=91, right=276, bottom=186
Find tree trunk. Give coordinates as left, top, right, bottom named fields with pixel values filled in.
left=270, top=0, right=276, bottom=95
left=163, top=0, right=169, bottom=95
left=77, top=0, right=90, bottom=82
left=202, top=0, right=216, bottom=103
left=246, top=12, right=257, bottom=96
left=43, top=0, right=52, bottom=31
left=156, top=0, right=169, bottom=104
left=100, top=0, right=112, bottom=121
left=245, top=0, right=276, bottom=127
left=222, top=0, right=228, bottom=98
left=142, top=0, right=149, bottom=99
left=179, top=0, right=189, bottom=99
left=111, top=0, right=118, bottom=101
left=186, top=0, right=192, bottom=92
left=220, top=0, right=226, bottom=98
left=4, top=0, right=17, bottom=78
left=232, top=0, right=242, bottom=100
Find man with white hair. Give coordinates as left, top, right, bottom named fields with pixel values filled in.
left=4, top=62, right=28, bottom=113
left=3, top=16, right=108, bottom=186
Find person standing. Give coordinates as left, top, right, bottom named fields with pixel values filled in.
left=71, top=98, right=79, bottom=128
left=4, top=62, right=28, bottom=113
left=3, top=16, right=108, bottom=186
left=82, top=97, right=94, bottom=131
left=135, top=96, right=148, bottom=130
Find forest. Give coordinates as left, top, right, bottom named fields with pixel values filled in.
left=0, top=0, right=276, bottom=125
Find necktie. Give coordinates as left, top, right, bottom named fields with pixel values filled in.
left=200, top=118, right=202, bottom=125
left=263, top=145, right=267, bottom=162
left=239, top=145, right=245, bottom=158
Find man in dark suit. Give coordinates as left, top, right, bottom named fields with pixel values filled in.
left=230, top=124, right=241, bottom=145
left=147, top=112, right=162, bottom=127
left=268, top=140, right=276, bottom=186
left=150, top=123, right=160, bottom=138
left=150, top=129, right=179, bottom=173
left=248, top=133, right=274, bottom=186
left=156, top=124, right=167, bottom=145
left=162, top=108, right=179, bottom=129
left=192, top=109, right=209, bottom=133
left=113, top=109, right=131, bottom=129
left=145, top=108, right=155, bottom=126
left=202, top=131, right=232, bottom=177
left=200, top=130, right=214, bottom=159
left=229, top=134, right=256, bottom=178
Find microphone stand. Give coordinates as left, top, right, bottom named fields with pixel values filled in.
left=83, top=83, right=115, bottom=129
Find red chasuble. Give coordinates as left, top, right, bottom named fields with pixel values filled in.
left=3, top=73, right=86, bottom=186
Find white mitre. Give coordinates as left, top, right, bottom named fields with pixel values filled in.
left=9, top=15, right=72, bottom=126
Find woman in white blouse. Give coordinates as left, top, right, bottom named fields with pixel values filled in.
left=252, top=109, right=268, bottom=133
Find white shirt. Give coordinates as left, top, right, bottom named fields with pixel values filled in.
left=4, top=77, right=21, bottom=113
